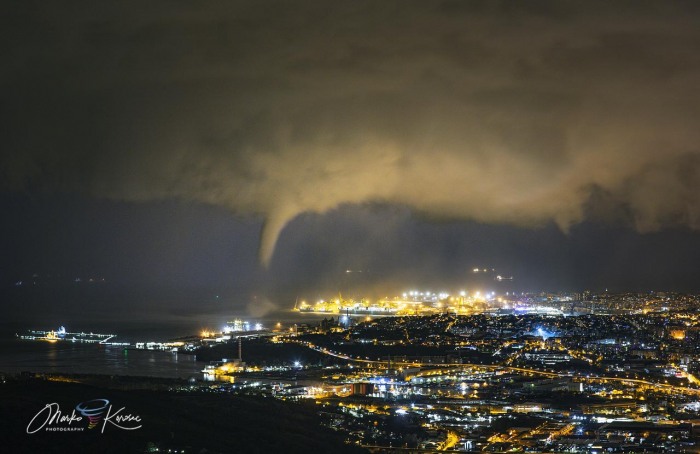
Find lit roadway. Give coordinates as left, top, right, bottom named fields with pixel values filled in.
left=284, top=338, right=700, bottom=396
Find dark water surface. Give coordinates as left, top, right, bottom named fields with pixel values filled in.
left=0, top=339, right=202, bottom=378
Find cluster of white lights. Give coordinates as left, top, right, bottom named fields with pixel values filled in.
left=404, top=290, right=476, bottom=298
left=222, top=321, right=264, bottom=334
left=400, top=289, right=503, bottom=301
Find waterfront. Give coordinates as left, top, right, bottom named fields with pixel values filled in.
left=6, top=293, right=700, bottom=452
left=0, top=311, right=336, bottom=379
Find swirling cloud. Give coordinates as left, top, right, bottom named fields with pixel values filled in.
left=2, top=1, right=699, bottom=265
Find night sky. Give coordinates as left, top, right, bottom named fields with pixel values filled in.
left=2, top=1, right=700, bottom=321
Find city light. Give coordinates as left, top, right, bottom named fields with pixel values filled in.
left=18, top=290, right=700, bottom=452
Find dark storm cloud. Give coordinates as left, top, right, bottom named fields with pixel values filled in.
left=2, top=1, right=700, bottom=264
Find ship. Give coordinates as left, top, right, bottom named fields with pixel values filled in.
left=17, top=326, right=120, bottom=344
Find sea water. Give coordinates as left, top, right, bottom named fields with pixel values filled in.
left=0, top=310, right=334, bottom=379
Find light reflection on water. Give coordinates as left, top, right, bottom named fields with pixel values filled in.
left=0, top=340, right=202, bottom=379
left=0, top=311, right=343, bottom=379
